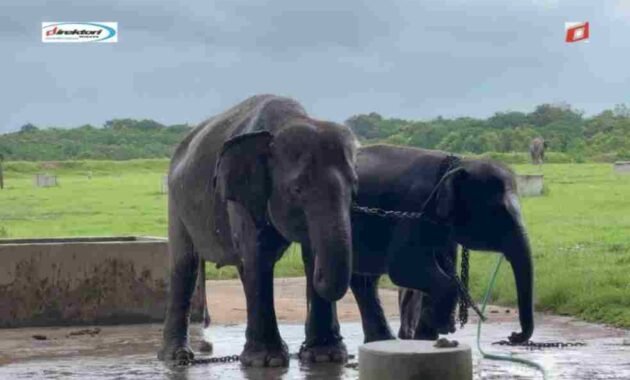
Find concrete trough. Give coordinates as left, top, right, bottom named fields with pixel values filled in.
left=0, top=236, right=205, bottom=328
left=359, top=340, right=472, bottom=380
left=516, top=174, right=544, bottom=197
left=614, top=161, right=630, bottom=174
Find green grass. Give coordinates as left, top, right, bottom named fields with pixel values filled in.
left=0, top=160, right=629, bottom=328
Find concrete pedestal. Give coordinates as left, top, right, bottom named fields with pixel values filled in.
left=359, top=340, right=472, bottom=380
left=516, top=174, right=543, bottom=197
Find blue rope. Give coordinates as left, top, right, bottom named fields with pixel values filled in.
left=475, top=255, right=549, bottom=380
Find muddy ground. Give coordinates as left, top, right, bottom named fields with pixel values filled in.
left=0, top=278, right=629, bottom=379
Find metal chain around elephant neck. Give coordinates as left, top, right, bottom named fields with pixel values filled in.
left=350, top=154, right=484, bottom=323
left=350, top=154, right=463, bottom=224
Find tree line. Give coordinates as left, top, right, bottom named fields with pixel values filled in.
left=1, top=103, right=629, bottom=162
left=346, top=103, right=629, bottom=162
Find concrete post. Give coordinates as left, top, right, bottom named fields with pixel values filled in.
left=359, top=340, right=472, bottom=380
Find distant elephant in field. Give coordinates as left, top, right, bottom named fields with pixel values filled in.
left=160, top=95, right=358, bottom=367
left=530, top=137, right=546, bottom=165
left=347, top=145, right=535, bottom=344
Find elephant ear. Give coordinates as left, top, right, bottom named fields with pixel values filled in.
left=435, top=169, right=467, bottom=222
left=213, top=131, right=273, bottom=224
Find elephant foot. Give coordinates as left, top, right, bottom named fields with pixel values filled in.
left=158, top=344, right=195, bottom=365
left=240, top=340, right=289, bottom=367
left=198, top=340, right=213, bottom=353
left=298, top=339, right=348, bottom=363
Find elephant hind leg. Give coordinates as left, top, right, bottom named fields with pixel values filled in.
left=159, top=217, right=199, bottom=363
left=398, top=289, right=439, bottom=340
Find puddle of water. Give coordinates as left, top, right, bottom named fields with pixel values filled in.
left=0, top=319, right=628, bottom=380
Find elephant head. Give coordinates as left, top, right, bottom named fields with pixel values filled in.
left=215, top=122, right=358, bottom=302
left=436, top=160, right=535, bottom=343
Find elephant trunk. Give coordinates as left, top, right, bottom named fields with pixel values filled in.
left=305, top=206, right=352, bottom=302
left=504, top=227, right=535, bottom=343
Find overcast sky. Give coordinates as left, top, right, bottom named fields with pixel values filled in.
left=1, top=0, right=629, bottom=132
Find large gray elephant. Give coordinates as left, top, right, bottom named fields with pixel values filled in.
left=346, top=145, right=535, bottom=344
left=159, top=95, right=358, bottom=367
left=530, top=137, right=546, bottom=165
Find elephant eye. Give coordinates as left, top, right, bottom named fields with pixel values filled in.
left=290, top=184, right=303, bottom=197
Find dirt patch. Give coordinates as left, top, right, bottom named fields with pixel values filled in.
left=206, top=277, right=517, bottom=324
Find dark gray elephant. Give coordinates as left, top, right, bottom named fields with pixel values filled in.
left=347, top=145, right=535, bottom=344
left=160, top=95, right=358, bottom=367
left=530, top=137, right=546, bottom=165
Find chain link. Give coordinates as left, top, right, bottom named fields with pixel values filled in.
left=350, top=203, right=427, bottom=220
left=458, top=247, right=470, bottom=328
left=443, top=253, right=487, bottom=323
left=492, top=340, right=586, bottom=349
left=185, top=353, right=358, bottom=367
left=351, top=153, right=461, bottom=223
left=182, top=354, right=241, bottom=366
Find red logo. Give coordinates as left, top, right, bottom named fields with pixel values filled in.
left=565, top=22, right=589, bottom=43
left=45, top=26, right=58, bottom=36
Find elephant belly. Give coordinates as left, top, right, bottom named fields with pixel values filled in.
left=352, top=215, right=393, bottom=275
left=176, top=191, right=241, bottom=267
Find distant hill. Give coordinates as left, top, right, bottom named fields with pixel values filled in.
left=1, top=103, right=629, bottom=162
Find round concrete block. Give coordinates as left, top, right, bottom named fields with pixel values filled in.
left=359, top=340, right=472, bottom=380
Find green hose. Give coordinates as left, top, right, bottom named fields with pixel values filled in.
left=475, top=256, right=549, bottom=380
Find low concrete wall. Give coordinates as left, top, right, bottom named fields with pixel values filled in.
left=516, top=174, right=544, bottom=197
left=0, top=236, right=205, bottom=328
left=614, top=161, right=630, bottom=174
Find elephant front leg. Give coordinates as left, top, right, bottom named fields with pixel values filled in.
left=238, top=229, right=290, bottom=367
left=298, top=244, right=348, bottom=363
left=351, top=274, right=395, bottom=343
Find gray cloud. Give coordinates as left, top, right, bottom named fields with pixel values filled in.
left=0, top=0, right=629, bottom=132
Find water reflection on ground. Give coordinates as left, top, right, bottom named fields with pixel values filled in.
left=0, top=318, right=628, bottom=379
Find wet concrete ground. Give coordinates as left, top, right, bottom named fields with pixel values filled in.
left=0, top=315, right=628, bottom=380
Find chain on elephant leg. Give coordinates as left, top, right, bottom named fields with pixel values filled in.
left=298, top=246, right=348, bottom=363
left=299, top=300, right=348, bottom=363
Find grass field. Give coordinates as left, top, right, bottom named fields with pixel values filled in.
left=0, top=160, right=629, bottom=328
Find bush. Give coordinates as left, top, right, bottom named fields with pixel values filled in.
left=468, top=151, right=574, bottom=164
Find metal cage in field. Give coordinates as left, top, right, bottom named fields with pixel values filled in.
left=34, top=174, right=58, bottom=188
left=0, top=236, right=205, bottom=327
